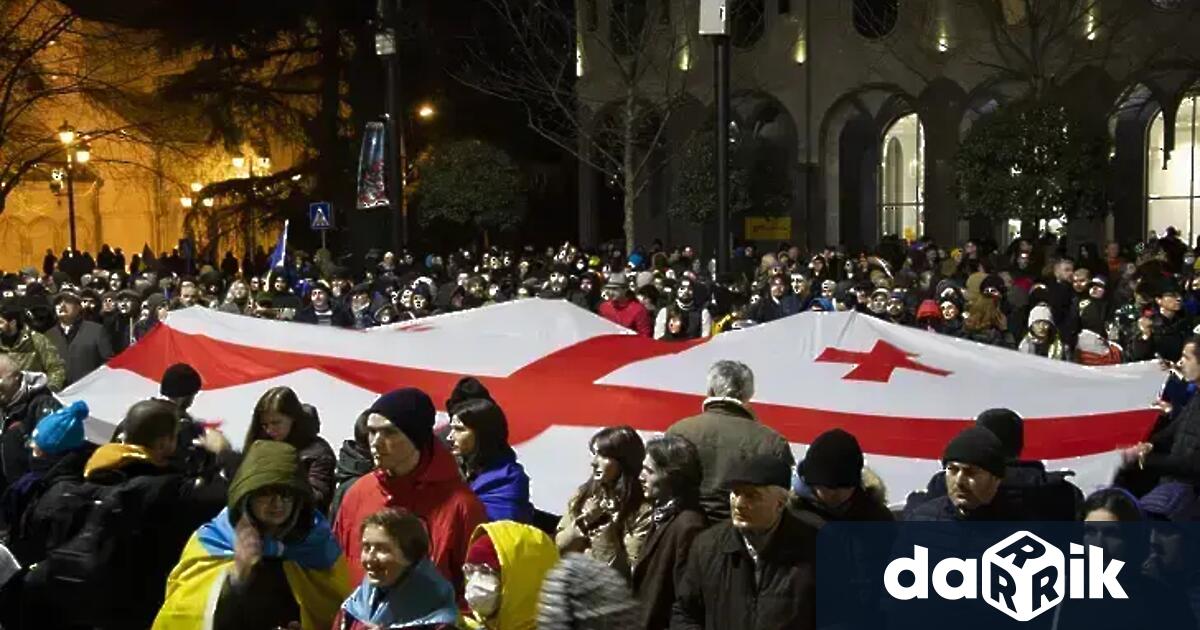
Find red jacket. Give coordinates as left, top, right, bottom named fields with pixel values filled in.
left=598, top=298, right=652, bottom=336
left=332, top=441, right=485, bottom=595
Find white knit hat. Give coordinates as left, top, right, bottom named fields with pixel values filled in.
left=1027, top=303, right=1054, bottom=327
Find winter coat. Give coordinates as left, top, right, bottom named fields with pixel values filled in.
left=1145, top=392, right=1200, bottom=484
left=791, top=486, right=894, bottom=523
left=28, top=443, right=230, bottom=629
left=333, top=558, right=458, bottom=630
left=155, top=441, right=349, bottom=630
left=293, top=304, right=354, bottom=328
left=902, top=493, right=1027, bottom=521
left=0, top=373, right=61, bottom=491
left=45, top=320, right=114, bottom=386
left=0, top=326, right=65, bottom=391
left=665, top=398, right=795, bottom=521
left=671, top=508, right=818, bottom=630
left=1, top=444, right=95, bottom=566
left=470, top=451, right=536, bottom=524
left=598, top=298, right=652, bottom=336
left=462, top=520, right=559, bottom=630
left=295, top=437, right=336, bottom=514
left=1131, top=310, right=1196, bottom=362
left=332, top=441, right=486, bottom=595
left=911, top=461, right=1082, bottom=521
left=748, top=295, right=802, bottom=323
left=330, top=439, right=372, bottom=518
left=555, top=491, right=653, bottom=578
left=630, top=503, right=706, bottom=630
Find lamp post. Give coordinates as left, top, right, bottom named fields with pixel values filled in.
left=57, top=121, right=90, bottom=253
left=699, top=1, right=731, bottom=274
left=232, top=152, right=271, bottom=258
left=399, top=102, right=435, bottom=250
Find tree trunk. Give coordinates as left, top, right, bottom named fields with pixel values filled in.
left=622, top=95, right=637, bottom=254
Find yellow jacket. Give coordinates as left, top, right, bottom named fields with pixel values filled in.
left=465, top=520, right=559, bottom=630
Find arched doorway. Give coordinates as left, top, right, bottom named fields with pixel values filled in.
left=1147, top=93, right=1199, bottom=244
left=879, top=113, right=924, bottom=241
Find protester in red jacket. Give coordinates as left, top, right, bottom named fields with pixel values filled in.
left=332, top=388, right=486, bottom=596
left=597, top=273, right=652, bottom=337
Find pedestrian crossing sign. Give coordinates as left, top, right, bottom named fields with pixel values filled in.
left=308, top=202, right=333, bottom=231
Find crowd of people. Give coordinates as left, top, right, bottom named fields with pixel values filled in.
left=6, top=229, right=1197, bottom=372
left=0, top=358, right=1193, bottom=628
left=0, top=230, right=1195, bottom=628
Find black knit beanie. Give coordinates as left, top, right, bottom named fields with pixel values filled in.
left=800, top=428, right=864, bottom=488
left=942, top=426, right=1007, bottom=478
left=369, top=388, right=436, bottom=450
left=975, top=408, right=1024, bottom=460
left=445, top=376, right=494, bottom=416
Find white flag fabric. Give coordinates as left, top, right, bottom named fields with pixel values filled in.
left=63, top=301, right=1165, bottom=510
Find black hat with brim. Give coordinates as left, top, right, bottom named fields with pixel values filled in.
left=721, top=454, right=792, bottom=490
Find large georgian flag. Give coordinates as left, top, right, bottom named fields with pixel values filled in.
left=62, top=300, right=1165, bottom=510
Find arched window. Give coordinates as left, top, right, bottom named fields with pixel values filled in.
left=853, top=0, right=898, bottom=39
left=730, top=0, right=765, bottom=48
left=1148, top=95, right=1199, bottom=243
left=880, top=113, right=924, bottom=241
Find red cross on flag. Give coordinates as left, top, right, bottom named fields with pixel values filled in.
left=62, top=301, right=1165, bottom=510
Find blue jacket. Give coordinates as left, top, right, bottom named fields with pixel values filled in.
left=470, top=452, right=535, bottom=524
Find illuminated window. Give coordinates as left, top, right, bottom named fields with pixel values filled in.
left=1148, top=95, right=1200, bottom=243
left=880, top=113, right=925, bottom=241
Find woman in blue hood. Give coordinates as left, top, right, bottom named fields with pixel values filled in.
left=447, top=398, right=535, bottom=524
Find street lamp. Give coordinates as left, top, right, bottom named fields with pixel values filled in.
left=180, top=196, right=194, bottom=208
left=190, top=182, right=203, bottom=193
left=230, top=151, right=270, bottom=258
left=56, top=121, right=88, bottom=252
left=417, top=103, right=435, bottom=119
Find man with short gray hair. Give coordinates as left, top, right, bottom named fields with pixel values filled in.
left=666, top=360, right=794, bottom=521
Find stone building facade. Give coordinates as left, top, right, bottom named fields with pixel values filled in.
left=574, top=0, right=1200, bottom=252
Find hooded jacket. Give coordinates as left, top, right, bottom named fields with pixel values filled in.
left=464, top=521, right=559, bottom=630
left=154, top=441, right=350, bottom=630
left=332, top=440, right=487, bottom=595
left=0, top=326, right=65, bottom=391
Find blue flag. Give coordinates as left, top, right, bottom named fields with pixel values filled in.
left=266, top=220, right=289, bottom=271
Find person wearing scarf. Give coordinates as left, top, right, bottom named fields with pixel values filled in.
left=448, top=398, right=535, bottom=524
left=153, top=440, right=350, bottom=630
left=630, top=435, right=706, bottom=630
left=334, top=508, right=459, bottom=629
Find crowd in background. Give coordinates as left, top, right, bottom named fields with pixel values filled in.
left=4, top=226, right=1200, bottom=384
left=0, top=230, right=1195, bottom=628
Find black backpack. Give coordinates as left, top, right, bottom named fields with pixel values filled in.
left=22, top=478, right=156, bottom=628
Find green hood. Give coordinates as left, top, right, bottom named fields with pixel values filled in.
left=228, top=440, right=311, bottom=518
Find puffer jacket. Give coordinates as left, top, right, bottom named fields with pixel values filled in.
left=0, top=327, right=65, bottom=391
